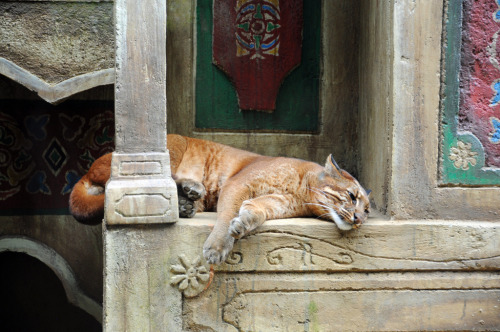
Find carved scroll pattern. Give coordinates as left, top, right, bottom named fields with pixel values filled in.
left=214, top=229, right=500, bottom=272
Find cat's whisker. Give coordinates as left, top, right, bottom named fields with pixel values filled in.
left=307, top=186, right=323, bottom=194
left=316, top=213, right=331, bottom=220
left=308, top=187, right=329, bottom=200
left=304, top=202, right=330, bottom=210
left=338, top=210, right=353, bottom=222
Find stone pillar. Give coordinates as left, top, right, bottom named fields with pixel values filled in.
left=103, top=0, right=178, bottom=330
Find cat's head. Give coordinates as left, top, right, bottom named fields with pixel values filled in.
left=310, top=155, right=371, bottom=231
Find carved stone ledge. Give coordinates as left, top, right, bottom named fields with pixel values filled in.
left=174, top=214, right=500, bottom=331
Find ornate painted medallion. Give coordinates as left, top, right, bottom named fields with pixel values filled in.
left=213, top=0, right=303, bottom=111
left=235, top=0, right=281, bottom=59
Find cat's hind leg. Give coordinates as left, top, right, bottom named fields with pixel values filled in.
left=177, top=178, right=205, bottom=200
left=178, top=195, right=197, bottom=218
left=229, top=194, right=303, bottom=239
left=176, top=178, right=205, bottom=218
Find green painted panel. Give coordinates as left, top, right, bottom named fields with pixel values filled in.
left=441, top=0, right=500, bottom=185
left=195, top=0, right=320, bottom=132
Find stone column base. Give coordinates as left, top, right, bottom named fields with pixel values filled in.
left=104, top=152, right=178, bottom=225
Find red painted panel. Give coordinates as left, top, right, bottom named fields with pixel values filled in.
left=213, top=0, right=303, bottom=111
left=460, top=0, right=500, bottom=167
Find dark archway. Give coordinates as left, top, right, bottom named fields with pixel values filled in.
left=0, top=252, right=101, bottom=332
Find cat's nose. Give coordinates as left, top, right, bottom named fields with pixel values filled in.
left=353, top=213, right=362, bottom=223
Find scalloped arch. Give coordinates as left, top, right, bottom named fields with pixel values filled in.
left=0, top=57, right=113, bottom=104
left=0, top=236, right=102, bottom=322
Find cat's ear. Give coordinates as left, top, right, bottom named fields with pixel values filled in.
left=366, top=189, right=372, bottom=197
left=325, top=154, right=343, bottom=178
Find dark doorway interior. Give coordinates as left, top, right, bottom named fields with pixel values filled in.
left=0, top=252, right=101, bottom=332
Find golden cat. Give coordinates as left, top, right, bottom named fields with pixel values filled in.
left=70, top=134, right=371, bottom=264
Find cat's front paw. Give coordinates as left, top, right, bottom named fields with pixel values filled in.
left=228, top=209, right=257, bottom=239
left=178, top=195, right=196, bottom=218
left=229, top=216, right=250, bottom=239
left=203, top=233, right=235, bottom=265
left=178, top=179, right=205, bottom=201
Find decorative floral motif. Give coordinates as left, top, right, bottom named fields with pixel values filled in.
left=495, top=0, right=500, bottom=22
left=489, top=117, right=500, bottom=144
left=449, top=141, right=478, bottom=171
left=170, top=255, right=210, bottom=298
left=24, top=115, right=49, bottom=141
left=0, top=104, right=114, bottom=214
left=235, top=0, right=281, bottom=60
left=61, top=170, right=80, bottom=195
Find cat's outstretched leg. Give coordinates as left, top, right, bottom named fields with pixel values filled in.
left=203, top=183, right=249, bottom=264
left=176, top=178, right=205, bottom=218
left=228, top=194, right=303, bottom=239
left=203, top=209, right=236, bottom=264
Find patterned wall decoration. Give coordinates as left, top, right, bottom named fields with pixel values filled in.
left=442, top=0, right=500, bottom=184
left=0, top=101, right=114, bottom=215
left=195, top=0, right=320, bottom=131
left=212, top=0, right=302, bottom=111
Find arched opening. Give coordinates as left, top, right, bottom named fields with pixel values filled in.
left=0, top=252, right=101, bottom=331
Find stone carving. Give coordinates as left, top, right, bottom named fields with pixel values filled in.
left=266, top=241, right=353, bottom=267
left=0, top=59, right=114, bottom=104
left=221, top=288, right=500, bottom=331
left=449, top=141, right=478, bottom=170
left=105, top=152, right=178, bottom=225
left=225, top=251, right=243, bottom=265
left=115, top=193, right=171, bottom=218
left=119, top=161, right=163, bottom=176
left=170, top=255, right=211, bottom=298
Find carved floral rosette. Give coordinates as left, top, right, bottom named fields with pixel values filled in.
left=170, top=254, right=211, bottom=298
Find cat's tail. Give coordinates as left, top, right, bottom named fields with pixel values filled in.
left=69, top=153, right=112, bottom=225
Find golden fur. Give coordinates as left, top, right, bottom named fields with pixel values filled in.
left=70, top=134, right=371, bottom=264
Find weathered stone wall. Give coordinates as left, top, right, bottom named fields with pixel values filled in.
left=0, top=0, right=114, bottom=102
left=0, top=1, right=113, bottom=84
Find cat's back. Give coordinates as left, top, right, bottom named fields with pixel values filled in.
left=231, top=156, right=323, bottom=197
left=169, top=134, right=261, bottom=180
